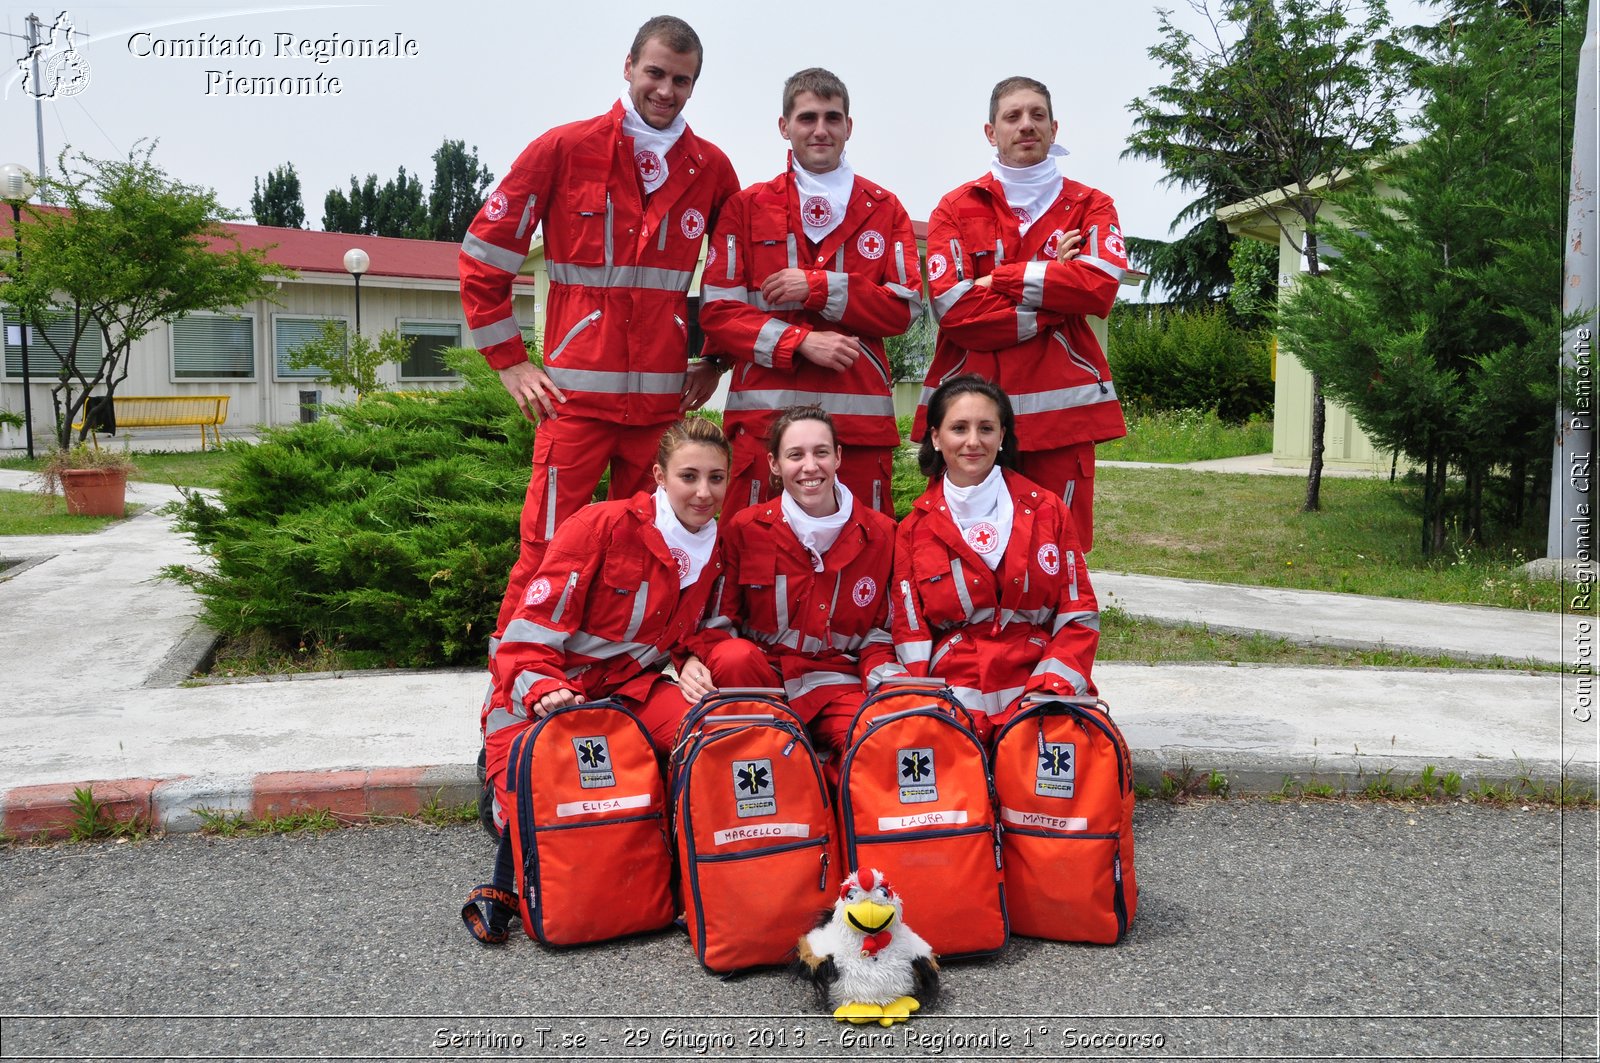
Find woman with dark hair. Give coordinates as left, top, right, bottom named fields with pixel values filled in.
left=893, top=375, right=1099, bottom=742
left=482, top=418, right=731, bottom=832
left=682, top=404, right=901, bottom=754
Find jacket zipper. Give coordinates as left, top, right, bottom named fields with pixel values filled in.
left=548, top=310, right=602, bottom=363
left=1051, top=331, right=1108, bottom=394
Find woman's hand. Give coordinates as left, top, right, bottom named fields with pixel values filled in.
left=677, top=656, right=716, bottom=703
left=531, top=687, right=580, bottom=718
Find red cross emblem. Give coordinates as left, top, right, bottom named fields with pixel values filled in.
left=1012, top=207, right=1031, bottom=225
left=635, top=150, right=663, bottom=180
left=670, top=547, right=691, bottom=581
left=857, top=229, right=885, bottom=260
left=1043, top=228, right=1065, bottom=260
left=966, top=521, right=1000, bottom=554
left=485, top=189, right=508, bottom=221
left=803, top=196, right=832, bottom=227
left=1037, top=542, right=1060, bottom=575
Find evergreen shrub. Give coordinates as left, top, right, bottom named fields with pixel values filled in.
left=1107, top=304, right=1272, bottom=422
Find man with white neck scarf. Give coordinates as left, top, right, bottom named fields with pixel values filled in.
left=701, top=67, right=920, bottom=522
left=916, top=76, right=1128, bottom=552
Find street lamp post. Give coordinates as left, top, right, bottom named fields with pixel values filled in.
left=343, top=247, right=370, bottom=339
left=1, top=163, right=38, bottom=459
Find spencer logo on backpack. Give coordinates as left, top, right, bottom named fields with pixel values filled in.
left=461, top=700, right=674, bottom=947
left=992, top=694, right=1137, bottom=944
left=670, top=688, right=840, bottom=973
left=836, top=678, right=1008, bottom=959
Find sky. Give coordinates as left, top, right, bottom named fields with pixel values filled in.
left=0, top=0, right=1441, bottom=292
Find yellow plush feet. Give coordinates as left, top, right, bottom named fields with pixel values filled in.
left=876, top=996, right=921, bottom=1026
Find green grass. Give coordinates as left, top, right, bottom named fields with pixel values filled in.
left=1096, top=606, right=1558, bottom=670
left=1098, top=409, right=1273, bottom=463
left=0, top=489, right=127, bottom=535
left=1, top=446, right=242, bottom=490
left=1092, top=467, right=1565, bottom=612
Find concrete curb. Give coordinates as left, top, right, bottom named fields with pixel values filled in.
left=1, top=764, right=479, bottom=840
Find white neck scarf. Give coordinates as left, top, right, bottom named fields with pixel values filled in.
left=943, top=466, right=1014, bottom=571
left=620, top=94, right=685, bottom=195
left=793, top=152, right=854, bottom=244
left=989, top=144, right=1068, bottom=236
left=653, top=486, right=717, bottom=589
left=781, top=480, right=855, bottom=572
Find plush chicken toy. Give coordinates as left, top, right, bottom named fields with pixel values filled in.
left=795, top=868, right=940, bottom=1025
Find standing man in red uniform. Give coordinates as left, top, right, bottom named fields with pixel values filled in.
left=459, top=16, right=740, bottom=631
left=917, top=76, right=1128, bottom=551
left=700, top=68, right=919, bottom=520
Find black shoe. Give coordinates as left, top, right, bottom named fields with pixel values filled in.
left=478, top=783, right=500, bottom=841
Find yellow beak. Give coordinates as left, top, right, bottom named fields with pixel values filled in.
left=844, top=899, right=897, bottom=936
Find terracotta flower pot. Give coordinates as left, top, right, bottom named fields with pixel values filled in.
left=60, top=468, right=128, bottom=517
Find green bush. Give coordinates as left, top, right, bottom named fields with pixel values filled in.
left=167, top=348, right=533, bottom=668
left=1107, top=304, right=1272, bottom=422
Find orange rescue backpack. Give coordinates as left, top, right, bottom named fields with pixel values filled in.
left=670, top=688, right=840, bottom=972
left=462, top=700, right=674, bottom=947
left=836, top=679, right=1008, bottom=959
left=992, top=695, right=1137, bottom=944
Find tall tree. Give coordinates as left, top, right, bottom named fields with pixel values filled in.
left=371, top=166, right=429, bottom=238
left=1278, top=0, right=1577, bottom=554
left=1126, top=0, right=1408, bottom=511
left=250, top=162, right=305, bottom=228
left=322, top=173, right=379, bottom=235
left=2, top=144, right=292, bottom=446
left=428, top=139, right=493, bottom=243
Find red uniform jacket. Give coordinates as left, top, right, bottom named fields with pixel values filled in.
left=892, top=470, right=1099, bottom=704
left=459, top=102, right=739, bottom=425
left=699, top=164, right=919, bottom=448
left=686, top=497, right=902, bottom=698
left=490, top=492, right=724, bottom=736
left=916, top=175, right=1128, bottom=450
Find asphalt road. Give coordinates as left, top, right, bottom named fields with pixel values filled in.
left=0, top=801, right=1594, bottom=1062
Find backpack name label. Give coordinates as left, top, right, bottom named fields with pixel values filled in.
left=1001, top=806, right=1088, bottom=833
left=877, top=809, right=970, bottom=831
left=554, top=793, right=652, bottom=818
left=712, top=821, right=811, bottom=846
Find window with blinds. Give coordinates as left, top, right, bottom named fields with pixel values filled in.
left=3, top=307, right=105, bottom=378
left=274, top=315, right=346, bottom=380
left=398, top=320, right=462, bottom=380
left=171, top=313, right=254, bottom=380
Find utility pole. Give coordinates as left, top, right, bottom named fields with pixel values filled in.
left=28, top=14, right=47, bottom=195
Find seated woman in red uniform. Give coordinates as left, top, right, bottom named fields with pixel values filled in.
left=483, top=417, right=731, bottom=829
left=893, top=375, right=1099, bottom=742
left=681, top=405, right=902, bottom=753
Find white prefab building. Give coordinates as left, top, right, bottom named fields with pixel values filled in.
left=1, top=222, right=542, bottom=446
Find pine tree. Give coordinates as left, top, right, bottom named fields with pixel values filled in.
left=428, top=139, right=493, bottom=243
left=249, top=162, right=305, bottom=228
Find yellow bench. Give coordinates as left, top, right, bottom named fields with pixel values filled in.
left=74, top=395, right=230, bottom=450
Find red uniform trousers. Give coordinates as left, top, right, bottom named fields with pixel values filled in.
left=701, top=638, right=866, bottom=753
left=725, top=429, right=897, bottom=522
left=1016, top=442, right=1097, bottom=554
left=493, top=416, right=670, bottom=632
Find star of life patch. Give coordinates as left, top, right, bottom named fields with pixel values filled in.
left=1035, top=738, right=1076, bottom=799
left=733, top=758, right=777, bottom=818
left=572, top=735, right=617, bottom=789
left=897, top=746, right=938, bottom=804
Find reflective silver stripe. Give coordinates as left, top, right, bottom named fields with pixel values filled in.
left=1053, top=609, right=1101, bottom=635
left=866, top=662, right=906, bottom=689
left=566, top=630, right=652, bottom=659
left=829, top=631, right=871, bottom=652
left=1067, top=550, right=1079, bottom=600
left=898, top=638, right=932, bottom=664
left=1032, top=658, right=1090, bottom=695
left=1022, top=260, right=1048, bottom=307
left=622, top=581, right=649, bottom=642
left=544, top=466, right=558, bottom=540
left=1010, top=382, right=1120, bottom=416
left=1018, top=309, right=1039, bottom=343
left=994, top=238, right=1005, bottom=263
left=487, top=636, right=501, bottom=658
left=827, top=574, right=843, bottom=630
left=1014, top=607, right=1054, bottom=627
left=501, top=619, right=568, bottom=648
left=725, top=234, right=737, bottom=281
left=1063, top=480, right=1077, bottom=510
left=929, top=636, right=959, bottom=672
left=950, top=558, right=974, bottom=616
left=748, top=479, right=762, bottom=507
left=932, top=279, right=973, bottom=321
left=799, top=633, right=825, bottom=653
left=835, top=248, right=845, bottom=271
left=1086, top=224, right=1099, bottom=260
left=702, top=284, right=750, bottom=303
left=872, top=479, right=882, bottom=513
left=471, top=316, right=521, bottom=350
left=894, top=242, right=908, bottom=286
left=634, top=645, right=667, bottom=669
left=515, top=195, right=537, bottom=240
left=512, top=669, right=559, bottom=708
left=463, top=233, right=525, bottom=274
left=951, top=239, right=965, bottom=281
left=485, top=706, right=525, bottom=739
left=774, top=574, right=790, bottom=639
left=787, top=670, right=860, bottom=700
left=603, top=193, right=614, bottom=265
left=725, top=389, right=896, bottom=419
left=968, top=683, right=1028, bottom=717
left=545, top=366, right=686, bottom=395
left=900, top=579, right=920, bottom=632
left=886, top=282, right=923, bottom=308
left=786, top=233, right=798, bottom=269
left=657, top=219, right=669, bottom=252
left=547, top=263, right=695, bottom=291
left=550, top=570, right=580, bottom=624
left=1078, top=255, right=1125, bottom=281
left=754, top=318, right=789, bottom=368
left=547, top=310, right=602, bottom=362
left=702, top=575, right=728, bottom=626
left=968, top=606, right=997, bottom=624
left=821, top=272, right=849, bottom=322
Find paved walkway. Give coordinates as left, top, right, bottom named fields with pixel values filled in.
left=0, top=466, right=1591, bottom=838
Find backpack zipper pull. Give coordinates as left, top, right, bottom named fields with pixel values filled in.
left=818, top=848, right=830, bottom=890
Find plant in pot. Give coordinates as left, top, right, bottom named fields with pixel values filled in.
left=38, top=443, right=138, bottom=517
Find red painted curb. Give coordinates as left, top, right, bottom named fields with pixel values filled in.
left=249, top=767, right=436, bottom=820
left=2, top=778, right=162, bottom=840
